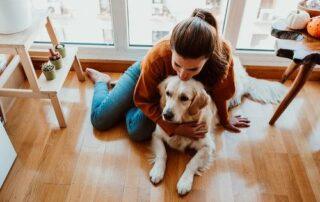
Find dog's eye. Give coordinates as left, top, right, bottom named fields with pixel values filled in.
left=166, top=91, right=171, bottom=97
left=180, top=95, right=189, bottom=102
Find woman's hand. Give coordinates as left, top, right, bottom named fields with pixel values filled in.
left=223, top=115, right=250, bottom=133
left=174, top=122, right=208, bottom=139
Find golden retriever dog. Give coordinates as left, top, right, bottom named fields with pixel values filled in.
left=149, top=58, right=286, bottom=195
left=150, top=76, right=217, bottom=195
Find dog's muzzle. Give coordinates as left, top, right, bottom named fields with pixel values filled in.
left=163, top=110, right=174, bottom=121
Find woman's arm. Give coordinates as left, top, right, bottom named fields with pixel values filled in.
left=215, top=99, right=229, bottom=126
left=215, top=99, right=248, bottom=133
left=212, top=59, right=235, bottom=123
left=212, top=59, right=250, bottom=132
left=134, top=59, right=178, bottom=136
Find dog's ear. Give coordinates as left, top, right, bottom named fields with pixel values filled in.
left=158, top=78, right=169, bottom=109
left=158, top=78, right=168, bottom=96
left=188, top=89, right=209, bottom=116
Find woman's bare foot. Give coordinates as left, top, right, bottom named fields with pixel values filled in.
left=86, top=68, right=111, bottom=84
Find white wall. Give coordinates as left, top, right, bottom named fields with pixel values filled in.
left=0, top=122, right=16, bottom=188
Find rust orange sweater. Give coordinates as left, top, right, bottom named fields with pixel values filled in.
left=133, top=39, right=235, bottom=136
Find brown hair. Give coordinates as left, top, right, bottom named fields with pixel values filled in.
left=170, top=8, right=231, bottom=87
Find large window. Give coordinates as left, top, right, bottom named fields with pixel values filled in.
left=127, top=0, right=229, bottom=46
left=29, top=0, right=297, bottom=65
left=236, top=0, right=300, bottom=51
left=31, top=0, right=113, bottom=45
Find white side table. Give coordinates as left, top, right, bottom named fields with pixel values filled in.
left=0, top=10, right=85, bottom=127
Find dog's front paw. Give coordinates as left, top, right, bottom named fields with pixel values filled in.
left=149, top=164, right=165, bottom=184
left=177, top=174, right=193, bottom=195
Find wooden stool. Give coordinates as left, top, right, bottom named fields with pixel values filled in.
left=269, top=19, right=320, bottom=125
left=0, top=10, right=85, bottom=128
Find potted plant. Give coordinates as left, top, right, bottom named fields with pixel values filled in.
left=41, top=62, right=56, bottom=81
left=55, top=44, right=66, bottom=58
left=49, top=49, right=63, bottom=70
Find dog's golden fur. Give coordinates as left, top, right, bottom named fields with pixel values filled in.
left=150, top=76, right=217, bottom=195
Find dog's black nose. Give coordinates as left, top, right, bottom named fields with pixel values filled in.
left=163, top=111, right=174, bottom=121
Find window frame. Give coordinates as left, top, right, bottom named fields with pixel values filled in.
left=32, top=0, right=290, bottom=67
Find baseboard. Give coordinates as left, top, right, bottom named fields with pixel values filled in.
left=31, top=57, right=320, bottom=81
left=246, top=65, right=320, bottom=81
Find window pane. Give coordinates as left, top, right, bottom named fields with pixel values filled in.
left=31, top=0, right=113, bottom=45
left=236, top=0, right=300, bottom=51
left=127, top=0, right=229, bottom=46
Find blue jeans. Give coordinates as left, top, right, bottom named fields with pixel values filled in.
left=91, top=61, right=155, bottom=141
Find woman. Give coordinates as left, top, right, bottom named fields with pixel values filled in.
left=86, top=8, right=250, bottom=141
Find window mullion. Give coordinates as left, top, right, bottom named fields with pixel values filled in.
left=110, top=0, right=129, bottom=51
left=222, top=0, right=246, bottom=50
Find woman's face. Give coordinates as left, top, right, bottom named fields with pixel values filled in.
left=171, top=50, right=208, bottom=81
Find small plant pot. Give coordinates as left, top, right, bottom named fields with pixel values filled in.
left=43, top=70, right=56, bottom=80
left=55, top=44, right=66, bottom=58
left=50, top=58, right=63, bottom=70
left=41, top=62, right=56, bottom=81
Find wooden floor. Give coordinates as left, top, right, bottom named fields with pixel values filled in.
left=0, top=72, right=320, bottom=202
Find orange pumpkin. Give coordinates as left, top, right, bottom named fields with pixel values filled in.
left=307, top=16, right=320, bottom=38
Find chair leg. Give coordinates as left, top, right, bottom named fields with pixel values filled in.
left=49, top=93, right=66, bottom=128
left=269, top=62, right=315, bottom=125
left=280, top=61, right=300, bottom=83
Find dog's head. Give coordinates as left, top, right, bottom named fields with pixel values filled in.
left=158, top=76, right=210, bottom=123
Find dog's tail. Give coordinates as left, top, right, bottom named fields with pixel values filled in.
left=245, top=77, right=287, bottom=104
left=233, top=58, right=287, bottom=105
